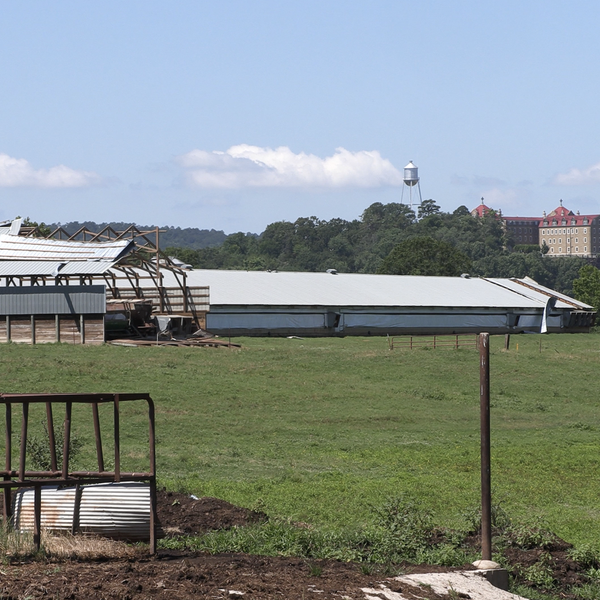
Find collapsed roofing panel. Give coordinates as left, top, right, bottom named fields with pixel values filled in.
left=0, top=234, right=134, bottom=262
left=0, top=260, right=117, bottom=278
left=486, top=277, right=593, bottom=310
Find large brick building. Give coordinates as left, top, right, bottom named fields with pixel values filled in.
left=471, top=199, right=600, bottom=258
left=471, top=199, right=540, bottom=247
left=539, top=201, right=600, bottom=257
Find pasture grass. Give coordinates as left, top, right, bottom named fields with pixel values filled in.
left=0, top=333, right=599, bottom=552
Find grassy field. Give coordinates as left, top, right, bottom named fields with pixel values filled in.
left=0, top=333, right=599, bottom=551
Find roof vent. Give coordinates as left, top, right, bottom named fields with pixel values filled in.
left=460, top=273, right=471, bottom=279
left=326, top=269, right=338, bottom=275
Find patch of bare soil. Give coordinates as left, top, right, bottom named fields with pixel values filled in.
left=0, top=491, right=592, bottom=599
left=461, top=530, right=591, bottom=598
left=156, top=490, right=267, bottom=536
left=0, top=554, right=462, bottom=600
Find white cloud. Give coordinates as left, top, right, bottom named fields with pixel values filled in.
left=0, top=153, right=101, bottom=188
left=176, top=145, right=403, bottom=189
left=554, top=161, right=600, bottom=185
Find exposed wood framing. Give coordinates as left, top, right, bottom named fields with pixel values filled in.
left=3, top=225, right=208, bottom=326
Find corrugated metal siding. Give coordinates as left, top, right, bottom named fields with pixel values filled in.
left=0, top=285, right=106, bottom=315
left=0, top=235, right=134, bottom=261
left=13, top=482, right=154, bottom=541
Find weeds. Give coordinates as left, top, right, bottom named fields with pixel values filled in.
left=522, top=552, right=555, bottom=589
left=22, top=421, right=84, bottom=472
left=0, top=522, right=36, bottom=562
left=570, top=545, right=600, bottom=569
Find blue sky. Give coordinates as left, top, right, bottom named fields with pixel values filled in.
left=1, top=1, right=600, bottom=233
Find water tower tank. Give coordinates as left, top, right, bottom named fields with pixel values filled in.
left=403, top=161, right=419, bottom=186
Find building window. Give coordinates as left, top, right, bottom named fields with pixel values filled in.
left=551, top=248, right=554, bottom=253
left=585, top=247, right=588, bottom=252
left=559, top=247, right=562, bottom=252
left=576, top=238, right=579, bottom=242
left=585, top=237, right=587, bottom=242
left=576, top=247, right=579, bottom=252
left=584, top=228, right=588, bottom=233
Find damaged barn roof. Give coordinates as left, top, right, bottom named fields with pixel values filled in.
left=0, top=234, right=135, bottom=262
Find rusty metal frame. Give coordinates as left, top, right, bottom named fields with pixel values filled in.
left=0, top=393, right=157, bottom=553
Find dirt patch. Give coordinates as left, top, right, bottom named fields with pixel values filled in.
left=0, top=554, right=462, bottom=600
left=0, top=491, right=593, bottom=599
left=156, top=489, right=267, bottom=536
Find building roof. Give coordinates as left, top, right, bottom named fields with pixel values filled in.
left=541, top=205, right=599, bottom=227
left=0, top=235, right=134, bottom=262
left=154, top=269, right=591, bottom=310
left=0, top=260, right=119, bottom=278
left=471, top=203, right=492, bottom=218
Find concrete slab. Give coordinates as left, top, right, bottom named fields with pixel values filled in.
left=362, top=570, right=527, bottom=600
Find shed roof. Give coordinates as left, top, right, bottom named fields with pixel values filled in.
left=0, top=260, right=118, bottom=277
left=155, top=269, right=590, bottom=310
left=0, top=235, right=134, bottom=262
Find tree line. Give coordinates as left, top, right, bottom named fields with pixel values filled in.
left=165, top=201, right=593, bottom=297
left=21, top=204, right=600, bottom=303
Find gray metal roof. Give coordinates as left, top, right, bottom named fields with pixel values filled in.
left=153, top=269, right=590, bottom=310
left=0, top=260, right=116, bottom=277
left=0, top=234, right=134, bottom=261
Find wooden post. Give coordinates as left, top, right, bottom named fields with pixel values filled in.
left=504, top=334, right=510, bottom=350
left=55, top=315, right=60, bottom=342
left=31, top=315, right=35, bottom=345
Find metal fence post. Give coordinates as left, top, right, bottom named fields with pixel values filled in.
left=479, top=332, right=492, bottom=560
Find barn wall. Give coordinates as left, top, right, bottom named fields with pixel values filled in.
left=1, top=315, right=104, bottom=345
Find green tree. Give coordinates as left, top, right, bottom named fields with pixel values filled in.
left=19, top=216, right=52, bottom=237
left=573, top=265, right=600, bottom=311
left=377, top=237, right=472, bottom=276
left=418, top=199, right=441, bottom=219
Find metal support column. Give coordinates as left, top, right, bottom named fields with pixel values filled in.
left=479, top=332, right=492, bottom=561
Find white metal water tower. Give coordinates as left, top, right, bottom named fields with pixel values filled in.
left=400, top=161, right=423, bottom=212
